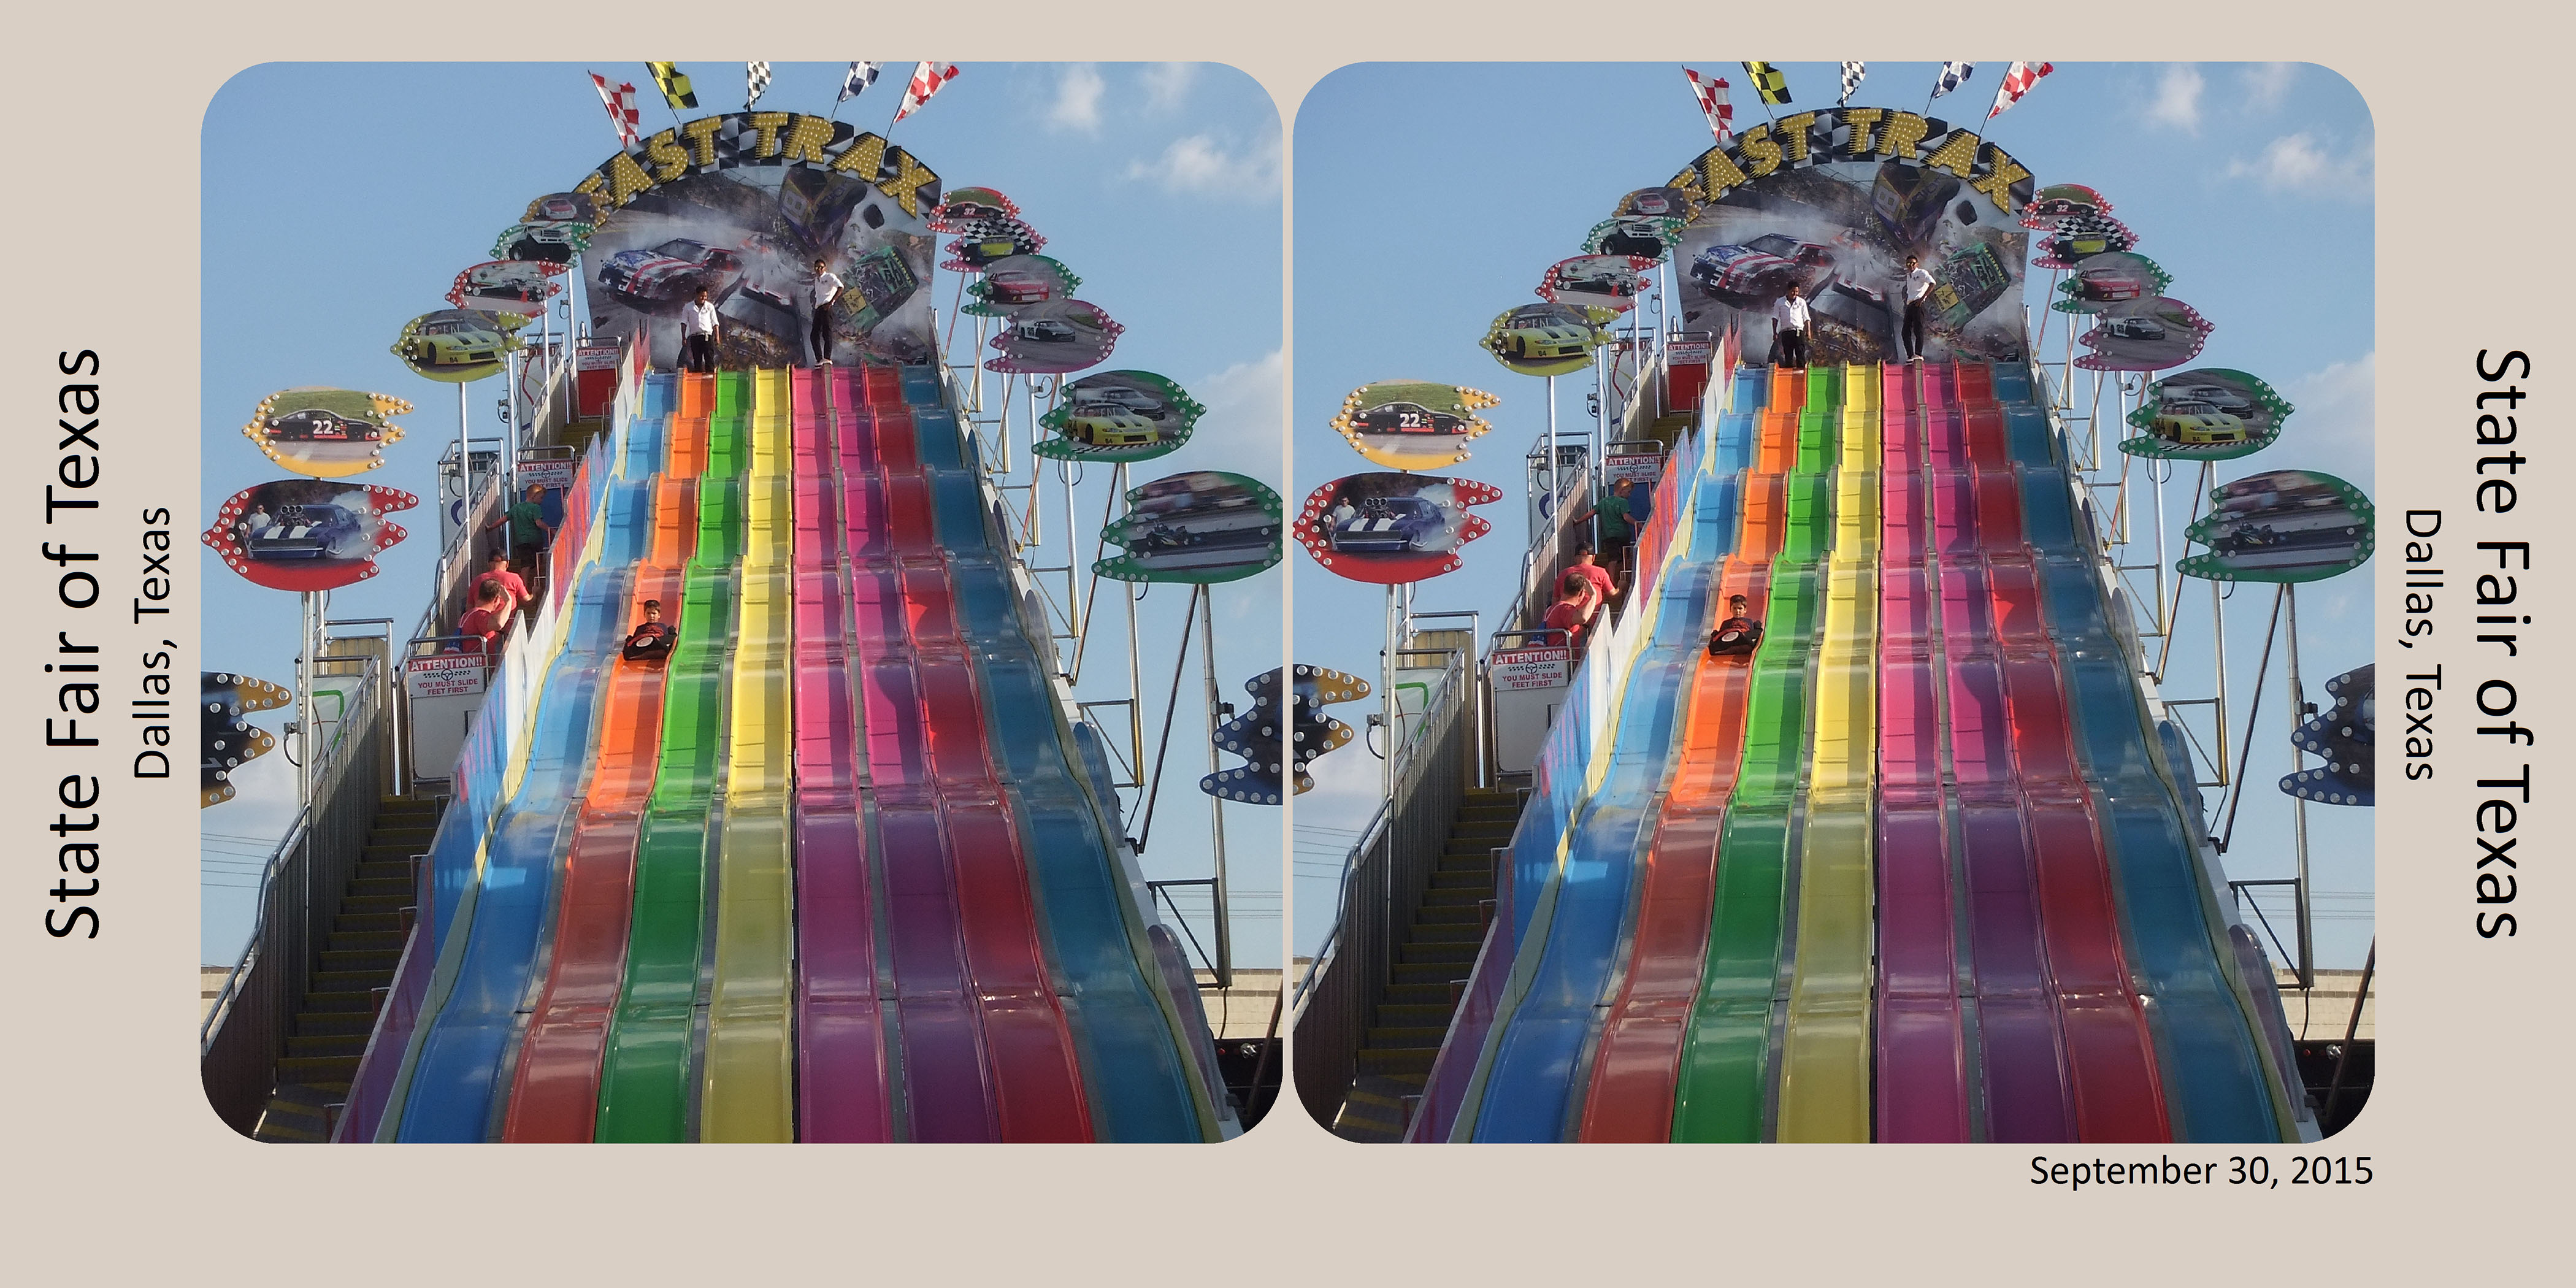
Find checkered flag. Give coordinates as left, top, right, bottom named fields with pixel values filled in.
left=1743, top=61, right=1791, bottom=105
left=1682, top=67, right=1734, bottom=142
left=837, top=61, right=883, bottom=103
left=1988, top=61, right=2055, bottom=121
left=895, top=61, right=960, bottom=122
left=1931, top=62, right=1976, bottom=99
left=647, top=61, right=697, bottom=110
left=1838, top=61, right=1866, bottom=105
left=589, top=72, right=641, bottom=147
left=746, top=61, right=772, bottom=110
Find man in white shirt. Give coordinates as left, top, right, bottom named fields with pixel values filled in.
left=681, top=286, right=719, bottom=374
left=808, top=256, right=844, bottom=366
left=1899, top=254, right=1936, bottom=362
left=1773, top=282, right=1812, bottom=369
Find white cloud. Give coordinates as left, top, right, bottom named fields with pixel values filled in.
left=1049, top=63, right=1105, bottom=133
left=1140, top=62, right=1198, bottom=111
left=2243, top=62, right=2298, bottom=109
left=2280, top=350, right=2375, bottom=495
left=1123, top=132, right=1282, bottom=199
left=2225, top=132, right=2372, bottom=198
left=2147, top=64, right=2204, bottom=132
left=1167, top=349, right=1285, bottom=485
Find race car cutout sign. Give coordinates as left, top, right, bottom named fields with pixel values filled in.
left=1094, top=470, right=1284, bottom=585
left=524, top=190, right=605, bottom=225
left=941, top=216, right=1046, bottom=272
left=493, top=219, right=593, bottom=266
left=929, top=186, right=1022, bottom=232
left=2033, top=213, right=2139, bottom=269
left=2282, top=662, right=2373, bottom=807
left=1538, top=255, right=1657, bottom=315
left=2052, top=251, right=2171, bottom=314
left=447, top=259, right=564, bottom=315
left=202, top=671, right=289, bottom=808
left=1328, top=379, right=1500, bottom=472
left=2120, top=367, right=2293, bottom=462
left=243, top=387, right=412, bottom=479
left=1482, top=302, right=1613, bottom=378
left=1613, top=186, right=1704, bottom=225
left=962, top=254, right=1081, bottom=317
left=1201, top=665, right=1371, bottom=805
left=2177, top=469, right=2372, bottom=585
left=2074, top=296, right=2212, bottom=372
left=1033, top=370, right=1203, bottom=463
left=1295, top=472, right=1504, bottom=585
left=392, top=309, right=529, bottom=384
left=987, top=299, right=1122, bottom=374
left=2020, top=182, right=2111, bottom=228
left=203, top=480, right=419, bottom=592
left=1582, top=213, right=1687, bottom=263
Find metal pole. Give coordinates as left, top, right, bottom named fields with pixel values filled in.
left=1544, top=372, right=1558, bottom=526
left=1200, top=585, right=1232, bottom=988
left=456, top=381, right=473, bottom=551
left=1382, top=584, right=1398, bottom=802
left=2283, top=581, right=2313, bottom=988
left=2321, top=939, right=2373, bottom=1125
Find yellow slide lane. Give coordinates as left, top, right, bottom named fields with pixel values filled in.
left=1776, top=364, right=1882, bottom=1142
left=702, top=367, right=798, bottom=1140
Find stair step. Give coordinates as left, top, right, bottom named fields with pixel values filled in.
left=1382, top=983, right=1457, bottom=1006
left=333, top=912, right=407, bottom=935
left=1357, top=1048, right=1437, bottom=1075
left=1429, top=871, right=1493, bottom=891
left=287, top=1033, right=370, bottom=1059
left=320, top=949, right=400, bottom=973
left=1392, top=962, right=1473, bottom=986
left=1414, top=902, right=1485, bottom=924
left=301, top=989, right=381, bottom=1013
left=275, top=1054, right=359, bottom=1086
left=1398, top=941, right=1479, bottom=965
left=326, top=930, right=406, bottom=954
left=293, top=1012, right=379, bottom=1037
left=310, top=970, right=393, bottom=993
left=1376, top=1003, right=1454, bottom=1025
left=1364, top=1025, right=1449, bottom=1049
left=1408, top=921, right=1485, bottom=943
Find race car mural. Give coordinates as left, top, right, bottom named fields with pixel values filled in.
left=1093, top=470, right=1285, bottom=585
left=494, top=220, right=592, bottom=266
left=598, top=237, right=748, bottom=310
left=1614, top=186, right=1703, bottom=224
left=202, top=479, right=418, bottom=592
left=524, top=190, right=605, bottom=225
left=2020, top=182, right=2111, bottom=228
left=963, top=254, right=1081, bottom=316
left=1294, top=472, right=1505, bottom=585
left=1871, top=160, right=1963, bottom=252
left=2120, top=367, right=2294, bottom=461
left=1539, top=254, right=1656, bottom=314
left=2034, top=213, right=2139, bottom=269
left=929, top=186, right=1022, bottom=232
left=1689, top=234, right=1840, bottom=307
left=1034, top=369, right=1205, bottom=463
left=2177, top=469, right=2373, bottom=585
left=942, top=216, right=1047, bottom=272
left=1584, top=214, right=1686, bottom=262
left=392, top=309, right=529, bottom=384
left=987, top=299, right=1122, bottom=374
left=2053, top=250, right=2172, bottom=314
left=1482, top=302, right=1612, bottom=378
left=1329, top=378, right=1501, bottom=472
left=2075, top=295, right=2212, bottom=372
left=243, top=386, right=411, bottom=479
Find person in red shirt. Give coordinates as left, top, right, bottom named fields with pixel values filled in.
left=1543, top=570, right=1601, bottom=651
left=456, top=579, right=512, bottom=653
left=1566, top=548, right=1619, bottom=604
left=481, top=550, right=531, bottom=617
left=621, top=599, right=678, bottom=663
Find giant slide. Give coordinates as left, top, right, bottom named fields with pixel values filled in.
left=1441, top=358, right=2300, bottom=1143
left=379, top=363, right=1227, bottom=1141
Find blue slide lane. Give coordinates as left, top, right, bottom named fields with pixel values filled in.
left=1470, top=464, right=1739, bottom=1141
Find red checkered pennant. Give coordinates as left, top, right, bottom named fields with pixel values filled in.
left=1988, top=61, right=2055, bottom=121
left=589, top=71, right=641, bottom=147
left=1682, top=67, right=1734, bottom=142
left=895, top=61, right=960, bottom=122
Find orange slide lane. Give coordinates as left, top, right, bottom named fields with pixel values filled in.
left=1576, top=405, right=1796, bottom=1141
left=499, top=483, right=696, bottom=1141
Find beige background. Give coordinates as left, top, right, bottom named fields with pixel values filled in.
left=1, top=4, right=2559, bottom=1279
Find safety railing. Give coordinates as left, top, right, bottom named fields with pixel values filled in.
left=1290, top=652, right=1470, bottom=1129
left=199, top=654, right=386, bottom=1136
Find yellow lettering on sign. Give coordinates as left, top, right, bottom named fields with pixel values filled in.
left=880, top=147, right=939, bottom=217
left=607, top=151, right=656, bottom=206
left=1841, top=108, right=1882, bottom=157
left=832, top=132, right=887, bottom=178
left=1877, top=112, right=1930, bottom=158
left=682, top=117, right=724, bottom=168
left=1739, top=125, right=1782, bottom=177
left=1700, top=147, right=1749, bottom=197
left=781, top=114, right=834, bottom=165
left=1922, top=128, right=1984, bottom=178
left=645, top=129, right=688, bottom=182
left=746, top=111, right=791, bottom=158
left=1668, top=163, right=1704, bottom=199
left=573, top=173, right=611, bottom=212
left=1776, top=112, right=1817, bottom=161
left=1969, top=150, right=2031, bottom=208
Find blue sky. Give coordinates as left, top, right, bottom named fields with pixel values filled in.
left=1289, top=63, right=2376, bottom=978
left=201, top=63, right=1285, bottom=967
